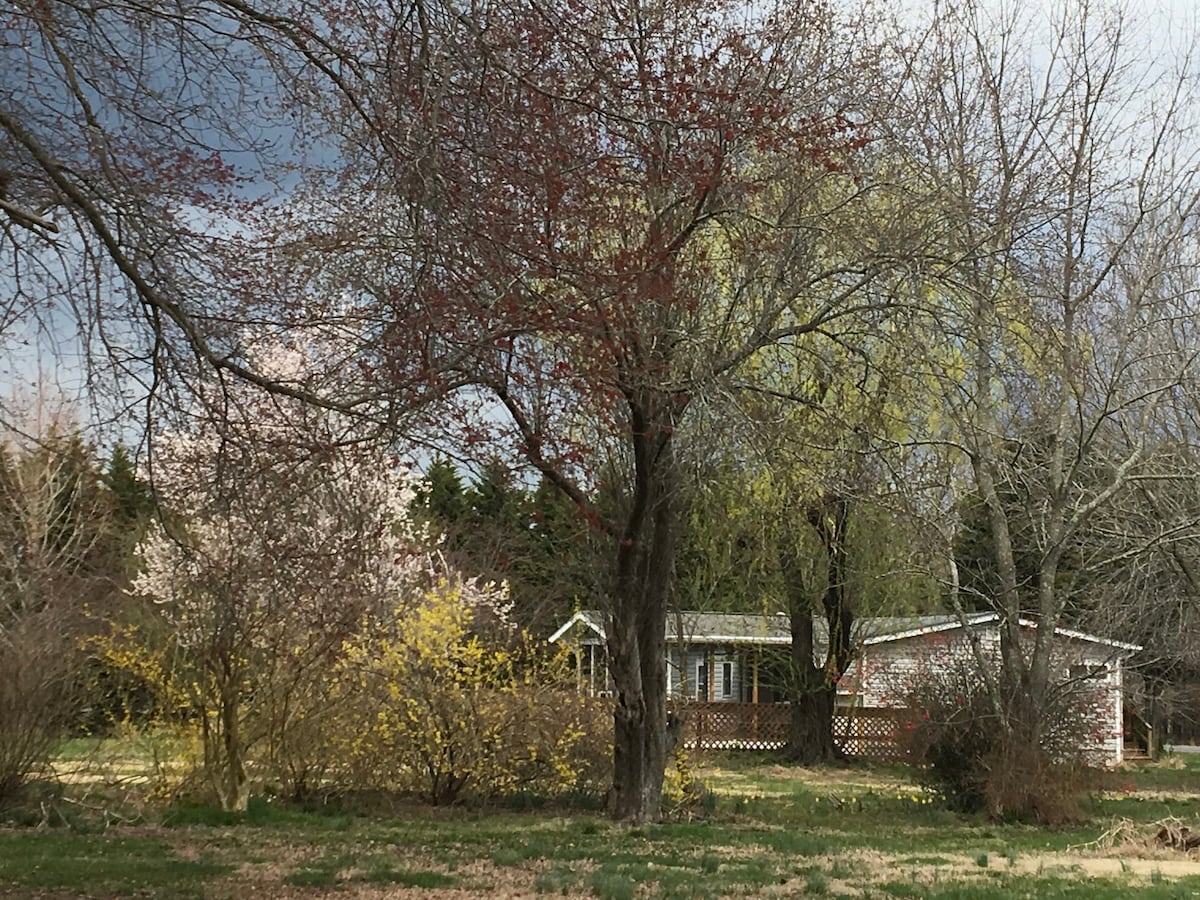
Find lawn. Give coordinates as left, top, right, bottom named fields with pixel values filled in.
left=1, top=746, right=1199, bottom=898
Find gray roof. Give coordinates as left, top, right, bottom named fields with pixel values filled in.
left=549, top=609, right=1138, bottom=652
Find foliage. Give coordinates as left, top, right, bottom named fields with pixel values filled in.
left=333, top=580, right=609, bottom=804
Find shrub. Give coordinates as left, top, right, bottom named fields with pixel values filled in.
left=980, top=734, right=1090, bottom=825
left=0, top=612, right=79, bottom=803
left=906, top=663, right=1091, bottom=825
left=907, top=682, right=995, bottom=813
left=329, top=580, right=610, bottom=804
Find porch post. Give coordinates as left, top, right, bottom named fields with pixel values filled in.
left=752, top=650, right=760, bottom=739
left=752, top=650, right=759, bottom=704
left=708, top=648, right=715, bottom=702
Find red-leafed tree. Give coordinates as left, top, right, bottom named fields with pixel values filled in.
left=5, top=0, right=895, bottom=823
left=278, top=0, right=895, bottom=822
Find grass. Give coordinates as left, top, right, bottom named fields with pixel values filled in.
left=0, top=831, right=230, bottom=898
left=1112, top=750, right=1200, bottom=792
left=3, top=740, right=1200, bottom=897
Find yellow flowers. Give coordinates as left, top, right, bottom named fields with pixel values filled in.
left=320, top=582, right=605, bottom=805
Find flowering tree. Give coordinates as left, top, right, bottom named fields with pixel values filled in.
left=128, top=343, right=441, bottom=810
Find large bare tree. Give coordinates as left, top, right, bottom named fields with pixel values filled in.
left=896, top=0, right=1200, bottom=753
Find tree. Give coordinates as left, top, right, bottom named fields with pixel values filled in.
left=412, top=458, right=469, bottom=533
left=413, top=462, right=601, bottom=634
left=895, top=0, right=1200, bottom=786
left=3, top=0, right=912, bottom=821
left=297, top=0, right=893, bottom=822
left=104, top=444, right=153, bottom=532
left=0, top=1, right=397, bottom=436
left=130, top=344, right=430, bottom=811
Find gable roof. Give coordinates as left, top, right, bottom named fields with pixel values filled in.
left=549, top=609, right=1140, bottom=654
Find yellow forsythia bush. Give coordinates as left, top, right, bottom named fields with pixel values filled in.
left=328, top=579, right=610, bottom=804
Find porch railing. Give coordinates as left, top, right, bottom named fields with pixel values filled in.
left=679, top=701, right=917, bottom=762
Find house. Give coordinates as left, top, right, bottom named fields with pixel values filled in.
left=549, top=609, right=1142, bottom=765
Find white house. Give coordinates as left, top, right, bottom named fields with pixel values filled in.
left=549, top=609, right=1143, bottom=764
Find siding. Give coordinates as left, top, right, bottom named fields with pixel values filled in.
left=667, top=646, right=742, bottom=701
left=839, top=625, right=1126, bottom=765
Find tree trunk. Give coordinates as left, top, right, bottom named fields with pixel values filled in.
left=780, top=593, right=844, bottom=764
left=787, top=686, right=839, bottom=764
left=779, top=493, right=853, bottom=765
left=608, top=610, right=674, bottom=823
left=213, top=660, right=249, bottom=812
left=606, top=413, right=680, bottom=824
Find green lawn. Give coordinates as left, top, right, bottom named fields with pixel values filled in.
left=0, top=746, right=1198, bottom=898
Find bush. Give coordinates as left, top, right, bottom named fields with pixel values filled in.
left=0, top=613, right=79, bottom=803
left=906, top=664, right=1090, bottom=825
left=907, top=683, right=995, bottom=813
left=313, top=582, right=611, bottom=804
left=95, top=577, right=613, bottom=807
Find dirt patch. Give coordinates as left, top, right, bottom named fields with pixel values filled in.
left=793, top=846, right=1200, bottom=888
left=763, top=764, right=915, bottom=790
left=206, top=861, right=551, bottom=899
left=1016, top=853, right=1200, bottom=878
left=696, top=763, right=919, bottom=797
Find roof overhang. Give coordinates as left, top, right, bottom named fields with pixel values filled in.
left=548, top=610, right=606, bottom=644
left=861, top=612, right=997, bottom=646
left=548, top=609, right=1142, bottom=654
left=862, top=612, right=1141, bottom=654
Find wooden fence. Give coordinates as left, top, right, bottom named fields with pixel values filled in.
left=681, top=702, right=916, bottom=762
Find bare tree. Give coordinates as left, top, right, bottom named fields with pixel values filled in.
left=895, top=0, right=1200, bottom=755
left=0, top=423, right=115, bottom=798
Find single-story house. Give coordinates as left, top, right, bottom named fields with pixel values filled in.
left=549, top=609, right=1142, bottom=765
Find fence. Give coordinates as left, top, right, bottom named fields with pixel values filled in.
left=681, top=702, right=916, bottom=762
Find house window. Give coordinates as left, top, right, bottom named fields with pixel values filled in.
left=1070, top=663, right=1107, bottom=680
left=697, top=662, right=708, bottom=701
left=722, top=661, right=733, bottom=698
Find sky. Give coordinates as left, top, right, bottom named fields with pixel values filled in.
left=2, top=0, right=1199, bottom=452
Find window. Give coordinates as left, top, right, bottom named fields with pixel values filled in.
left=696, top=662, right=708, bottom=701
left=722, top=661, right=733, bottom=698
left=1069, top=663, right=1107, bottom=680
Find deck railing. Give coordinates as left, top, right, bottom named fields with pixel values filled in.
left=680, top=702, right=917, bottom=762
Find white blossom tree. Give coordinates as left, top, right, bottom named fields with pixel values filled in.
left=130, top=342, right=502, bottom=810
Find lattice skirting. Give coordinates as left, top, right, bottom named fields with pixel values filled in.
left=680, top=702, right=916, bottom=761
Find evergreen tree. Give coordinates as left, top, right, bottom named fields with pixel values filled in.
left=104, top=443, right=154, bottom=530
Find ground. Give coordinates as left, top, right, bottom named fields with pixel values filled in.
left=3, top=746, right=1200, bottom=898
